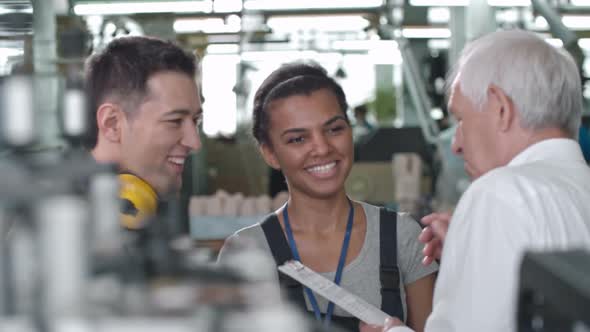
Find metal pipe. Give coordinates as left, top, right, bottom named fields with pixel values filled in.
left=31, top=0, right=62, bottom=150
left=0, top=76, right=35, bottom=147
left=0, top=205, right=9, bottom=315
left=37, top=196, right=89, bottom=321
left=396, top=37, right=440, bottom=143
left=532, top=0, right=585, bottom=71
left=31, top=0, right=57, bottom=76
left=466, top=0, right=496, bottom=41
left=449, top=7, right=466, bottom=66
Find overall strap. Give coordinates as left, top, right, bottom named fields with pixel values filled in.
left=260, top=214, right=306, bottom=308
left=379, top=207, right=404, bottom=320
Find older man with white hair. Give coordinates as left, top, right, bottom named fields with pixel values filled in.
left=362, top=29, right=590, bottom=332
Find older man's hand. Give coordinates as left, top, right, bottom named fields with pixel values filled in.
left=359, top=317, right=404, bottom=332
left=419, top=212, right=452, bottom=266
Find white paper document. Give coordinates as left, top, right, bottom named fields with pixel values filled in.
left=278, top=260, right=390, bottom=325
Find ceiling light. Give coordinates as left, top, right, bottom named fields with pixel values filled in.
left=208, top=34, right=240, bottom=43
left=571, top=0, right=590, bottom=5
left=206, top=44, right=239, bottom=54
left=496, top=9, right=519, bottom=23
left=427, top=39, right=450, bottom=50
left=201, top=54, right=239, bottom=138
left=0, top=47, right=23, bottom=59
left=240, top=50, right=321, bottom=62
left=430, top=108, right=444, bottom=120
left=73, top=1, right=213, bottom=15
left=409, top=0, right=468, bottom=6
left=562, top=15, right=590, bottom=30
left=368, top=40, right=402, bottom=65
left=332, top=40, right=402, bottom=53
left=411, top=0, right=531, bottom=6
left=544, top=38, right=563, bottom=48
left=487, top=0, right=530, bottom=6
left=534, top=16, right=549, bottom=30
left=0, top=7, right=32, bottom=14
left=402, top=28, right=451, bottom=39
left=174, top=17, right=241, bottom=34
left=267, top=16, right=369, bottom=32
left=578, top=38, right=590, bottom=50
left=244, top=0, right=383, bottom=11
left=213, top=0, right=241, bottom=12
left=428, top=7, right=450, bottom=24
left=332, top=40, right=377, bottom=51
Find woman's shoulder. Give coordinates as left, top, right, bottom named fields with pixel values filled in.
left=234, top=222, right=263, bottom=237
left=358, top=201, right=423, bottom=240
left=356, top=201, right=414, bottom=222
left=218, top=215, right=274, bottom=261
left=233, top=214, right=274, bottom=239
left=356, top=200, right=379, bottom=218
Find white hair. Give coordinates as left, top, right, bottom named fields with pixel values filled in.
left=448, top=29, right=582, bottom=137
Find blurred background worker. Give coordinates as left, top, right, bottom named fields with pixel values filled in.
left=352, top=103, right=376, bottom=144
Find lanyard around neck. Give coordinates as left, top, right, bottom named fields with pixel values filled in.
left=282, top=199, right=354, bottom=326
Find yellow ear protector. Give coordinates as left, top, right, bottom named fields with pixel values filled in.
left=119, top=173, right=158, bottom=230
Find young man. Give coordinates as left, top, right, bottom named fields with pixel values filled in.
left=85, top=36, right=202, bottom=227
left=365, top=29, right=590, bottom=331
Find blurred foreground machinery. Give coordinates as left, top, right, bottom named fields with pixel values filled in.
left=518, top=250, right=590, bottom=332
left=0, top=70, right=336, bottom=332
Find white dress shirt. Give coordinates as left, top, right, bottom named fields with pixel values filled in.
left=389, top=138, right=590, bottom=332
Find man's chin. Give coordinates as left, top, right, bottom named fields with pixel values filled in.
left=151, top=178, right=182, bottom=199
left=464, top=163, right=479, bottom=180
left=466, top=168, right=487, bottom=181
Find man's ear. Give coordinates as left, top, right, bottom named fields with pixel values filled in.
left=96, top=103, right=125, bottom=142
left=487, top=84, right=516, bottom=132
left=259, top=143, right=280, bottom=170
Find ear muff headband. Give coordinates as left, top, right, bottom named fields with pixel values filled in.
left=119, top=173, right=158, bottom=229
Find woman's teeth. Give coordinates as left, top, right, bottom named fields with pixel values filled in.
left=307, top=162, right=336, bottom=174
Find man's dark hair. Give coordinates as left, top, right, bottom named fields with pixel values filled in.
left=252, top=61, right=349, bottom=146
left=84, top=36, right=197, bottom=149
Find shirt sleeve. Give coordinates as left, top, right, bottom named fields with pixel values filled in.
left=397, top=213, right=439, bottom=285
left=216, top=233, right=241, bottom=265
left=216, top=224, right=269, bottom=265
left=425, top=184, right=533, bottom=332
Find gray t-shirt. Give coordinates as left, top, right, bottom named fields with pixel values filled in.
left=217, top=201, right=438, bottom=320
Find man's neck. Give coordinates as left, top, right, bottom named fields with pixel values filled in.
left=91, top=143, right=120, bottom=164
left=505, top=127, right=571, bottom=164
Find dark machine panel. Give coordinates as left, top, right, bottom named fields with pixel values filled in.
left=517, top=250, right=590, bottom=332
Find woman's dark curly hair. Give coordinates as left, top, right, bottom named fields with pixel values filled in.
left=252, top=61, right=349, bottom=146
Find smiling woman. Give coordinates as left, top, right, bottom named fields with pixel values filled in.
left=217, top=62, right=438, bottom=332
left=259, top=88, right=353, bottom=199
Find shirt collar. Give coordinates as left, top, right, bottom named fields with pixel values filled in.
left=508, top=138, right=585, bottom=167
